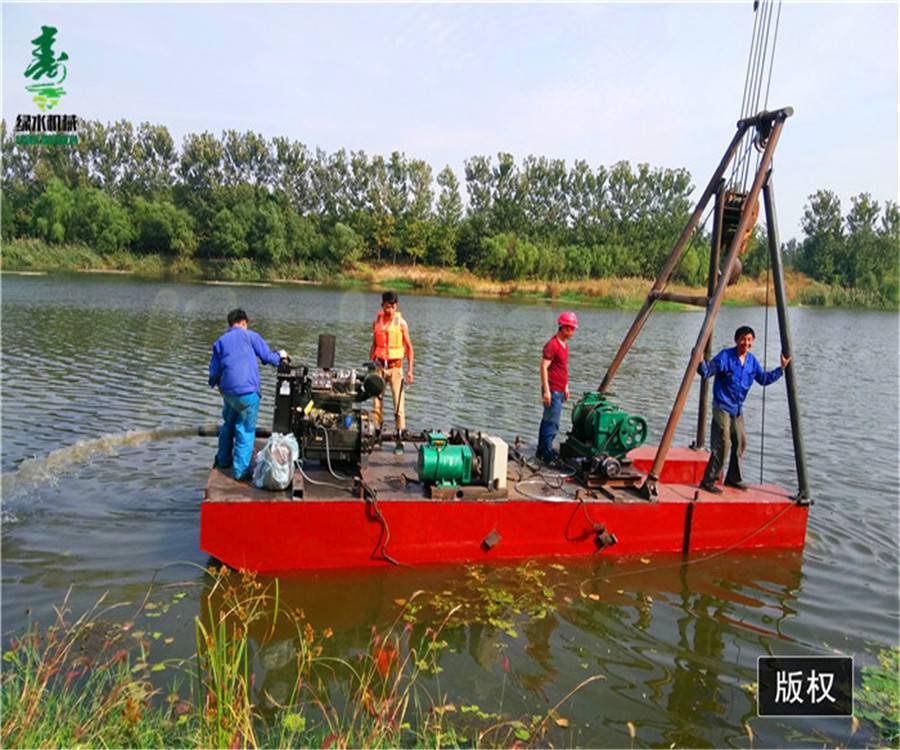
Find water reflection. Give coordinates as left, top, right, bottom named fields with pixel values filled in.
left=192, top=550, right=807, bottom=746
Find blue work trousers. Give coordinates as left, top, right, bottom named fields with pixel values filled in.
left=537, top=390, right=565, bottom=460
left=216, top=392, right=260, bottom=480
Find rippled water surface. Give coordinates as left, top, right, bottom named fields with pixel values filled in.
left=2, top=273, right=898, bottom=747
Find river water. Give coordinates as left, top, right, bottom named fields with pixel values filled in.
left=2, top=273, right=897, bottom=747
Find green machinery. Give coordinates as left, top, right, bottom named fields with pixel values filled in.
left=417, top=432, right=472, bottom=488
left=561, top=393, right=648, bottom=481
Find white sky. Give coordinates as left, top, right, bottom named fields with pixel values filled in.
left=2, top=2, right=897, bottom=240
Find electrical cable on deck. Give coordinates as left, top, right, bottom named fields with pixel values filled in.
left=295, top=459, right=348, bottom=491
left=513, top=478, right=574, bottom=502
left=578, top=494, right=607, bottom=532
left=513, top=462, right=577, bottom=502
left=318, top=426, right=353, bottom=481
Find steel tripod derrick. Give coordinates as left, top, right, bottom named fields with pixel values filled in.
left=596, top=107, right=808, bottom=503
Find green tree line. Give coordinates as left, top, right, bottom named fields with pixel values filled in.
left=1, top=120, right=896, bottom=303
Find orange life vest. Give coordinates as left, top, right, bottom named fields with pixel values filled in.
left=373, top=311, right=406, bottom=361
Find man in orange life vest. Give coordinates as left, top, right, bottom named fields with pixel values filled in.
left=370, top=290, right=414, bottom=452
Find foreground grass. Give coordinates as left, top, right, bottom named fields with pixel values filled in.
left=3, top=238, right=893, bottom=309
left=1, top=592, right=189, bottom=748
left=0, top=566, right=593, bottom=749
left=3, top=564, right=896, bottom=748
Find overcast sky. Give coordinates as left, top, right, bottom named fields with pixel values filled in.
left=3, top=2, right=897, bottom=240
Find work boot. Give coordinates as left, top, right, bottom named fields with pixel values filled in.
left=394, top=441, right=405, bottom=455
left=725, top=480, right=748, bottom=490
left=539, top=450, right=560, bottom=467
left=700, top=481, right=722, bottom=494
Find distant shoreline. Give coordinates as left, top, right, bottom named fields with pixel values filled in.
left=2, top=238, right=892, bottom=310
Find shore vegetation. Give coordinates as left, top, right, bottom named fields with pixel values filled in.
left=1, top=566, right=597, bottom=749
left=2, top=238, right=887, bottom=311
left=2, top=120, right=897, bottom=308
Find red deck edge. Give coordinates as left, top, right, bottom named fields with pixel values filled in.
left=201, top=486, right=808, bottom=573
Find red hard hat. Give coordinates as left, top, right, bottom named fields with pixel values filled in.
left=558, top=311, right=578, bottom=329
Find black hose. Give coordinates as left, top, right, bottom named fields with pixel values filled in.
left=362, top=481, right=401, bottom=566
left=196, top=424, right=271, bottom=438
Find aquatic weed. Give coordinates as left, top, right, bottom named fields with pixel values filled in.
left=856, top=646, right=900, bottom=745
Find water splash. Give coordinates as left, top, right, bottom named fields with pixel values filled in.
left=1, top=426, right=202, bottom=496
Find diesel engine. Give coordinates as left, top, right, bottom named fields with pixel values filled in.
left=272, top=334, right=385, bottom=466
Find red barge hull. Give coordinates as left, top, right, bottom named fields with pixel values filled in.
left=200, top=445, right=808, bottom=573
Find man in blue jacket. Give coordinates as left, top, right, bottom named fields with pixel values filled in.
left=697, top=326, right=790, bottom=493
left=208, top=309, right=287, bottom=480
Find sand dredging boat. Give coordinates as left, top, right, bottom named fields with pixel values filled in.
left=201, top=108, right=812, bottom=573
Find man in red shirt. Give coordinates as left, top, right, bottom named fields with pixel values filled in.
left=537, top=311, right=578, bottom=463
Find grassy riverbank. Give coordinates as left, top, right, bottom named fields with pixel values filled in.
left=2, top=238, right=892, bottom=309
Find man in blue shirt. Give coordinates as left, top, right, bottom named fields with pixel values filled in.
left=697, top=325, right=790, bottom=493
left=209, top=309, right=287, bottom=480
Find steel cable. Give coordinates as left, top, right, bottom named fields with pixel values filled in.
left=748, top=0, right=781, bottom=188
left=732, top=0, right=782, bottom=194
left=740, top=0, right=771, bottom=190
left=731, top=0, right=763, bottom=186
left=763, top=0, right=783, bottom=111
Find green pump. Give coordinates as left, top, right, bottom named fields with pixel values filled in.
left=562, top=393, right=648, bottom=461
left=417, top=432, right=473, bottom=488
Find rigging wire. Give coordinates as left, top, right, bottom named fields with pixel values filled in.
left=731, top=0, right=783, bottom=194
left=738, top=2, right=767, bottom=189
left=762, top=1, right=783, bottom=115
left=672, top=0, right=783, bottom=293
left=731, top=0, right=762, bottom=186
left=747, top=0, right=783, bottom=188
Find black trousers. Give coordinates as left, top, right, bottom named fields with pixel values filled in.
left=702, top=406, right=746, bottom=485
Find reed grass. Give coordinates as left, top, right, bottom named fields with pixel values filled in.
left=346, top=263, right=844, bottom=309
left=1, top=566, right=599, bottom=749
left=1, top=591, right=192, bottom=748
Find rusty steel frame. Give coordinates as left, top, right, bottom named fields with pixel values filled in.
left=650, top=291, right=709, bottom=307
left=599, top=109, right=793, bottom=395
left=762, top=173, right=811, bottom=502
left=597, top=124, right=751, bottom=394
left=694, top=179, right=727, bottom=449
left=642, top=109, right=792, bottom=497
